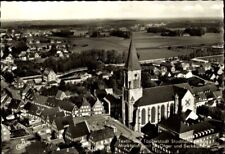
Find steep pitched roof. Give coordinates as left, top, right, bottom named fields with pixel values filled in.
left=54, top=116, right=74, bottom=131
left=89, top=126, right=114, bottom=142
left=135, top=83, right=193, bottom=107
left=135, top=85, right=174, bottom=106
left=67, top=121, right=90, bottom=139
left=125, top=37, right=141, bottom=71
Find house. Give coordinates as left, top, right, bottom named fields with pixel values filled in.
left=40, top=107, right=65, bottom=126
left=158, top=115, right=220, bottom=148
left=73, top=97, right=91, bottom=117
left=192, top=84, right=218, bottom=106
left=58, top=100, right=76, bottom=116
left=102, top=94, right=121, bottom=118
left=43, top=68, right=58, bottom=83
left=18, top=51, right=28, bottom=61
left=89, top=126, right=115, bottom=151
left=181, top=62, right=190, bottom=70
left=65, top=121, right=90, bottom=143
left=150, top=131, right=202, bottom=154
left=1, top=124, right=11, bottom=142
left=175, top=70, right=193, bottom=79
left=56, top=90, right=77, bottom=100
left=51, top=115, right=74, bottom=139
left=5, top=53, right=14, bottom=64
left=87, top=96, right=105, bottom=115
left=26, top=80, right=35, bottom=88
left=14, top=77, right=25, bottom=89
left=32, top=94, right=49, bottom=108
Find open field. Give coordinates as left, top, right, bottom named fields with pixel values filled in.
left=50, top=32, right=223, bottom=60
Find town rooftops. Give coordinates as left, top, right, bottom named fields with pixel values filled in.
left=125, top=37, right=141, bottom=71
left=89, top=126, right=115, bottom=142
left=192, top=84, right=218, bottom=94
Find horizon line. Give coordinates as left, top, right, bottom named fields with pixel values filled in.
left=1, top=16, right=223, bottom=22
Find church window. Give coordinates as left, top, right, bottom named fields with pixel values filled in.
left=161, top=105, right=165, bottom=119
left=129, top=81, right=131, bottom=88
left=141, top=108, right=146, bottom=125
left=151, top=107, right=156, bottom=123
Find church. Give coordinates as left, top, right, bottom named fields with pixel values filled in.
left=122, top=37, right=196, bottom=132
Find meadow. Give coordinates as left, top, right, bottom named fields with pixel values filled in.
left=66, top=32, right=223, bottom=60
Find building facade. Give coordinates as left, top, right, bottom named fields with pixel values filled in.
left=122, top=38, right=196, bottom=132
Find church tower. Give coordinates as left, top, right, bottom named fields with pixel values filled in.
left=122, top=35, right=143, bottom=128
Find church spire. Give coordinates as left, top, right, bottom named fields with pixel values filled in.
left=125, top=33, right=141, bottom=71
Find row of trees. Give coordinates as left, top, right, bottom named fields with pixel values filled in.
left=178, top=47, right=223, bottom=60
left=42, top=49, right=125, bottom=73
left=147, top=27, right=207, bottom=36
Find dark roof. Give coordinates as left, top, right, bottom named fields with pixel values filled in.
left=104, top=94, right=120, bottom=105
left=54, top=116, right=74, bottom=130
left=158, top=115, right=192, bottom=133
left=41, top=107, right=64, bottom=123
left=125, top=37, right=141, bottom=71
left=95, top=89, right=107, bottom=99
left=191, top=120, right=215, bottom=134
left=67, top=121, right=90, bottom=139
left=135, top=85, right=174, bottom=106
left=8, top=100, right=21, bottom=110
left=33, top=94, right=48, bottom=105
left=89, top=126, right=114, bottom=142
left=192, top=84, right=218, bottom=94
left=86, top=95, right=97, bottom=107
left=135, top=83, right=193, bottom=107
left=58, top=100, right=75, bottom=112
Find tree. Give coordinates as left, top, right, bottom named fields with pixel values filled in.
left=59, top=80, right=66, bottom=91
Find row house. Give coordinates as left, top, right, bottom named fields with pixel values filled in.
left=65, top=121, right=90, bottom=144
left=51, top=115, right=74, bottom=139
left=158, top=114, right=221, bottom=148
left=42, top=68, right=58, bottom=84
left=89, top=126, right=115, bottom=152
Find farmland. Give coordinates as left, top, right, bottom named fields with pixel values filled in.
left=51, top=32, right=223, bottom=60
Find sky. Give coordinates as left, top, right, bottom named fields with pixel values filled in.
left=1, top=1, right=223, bottom=21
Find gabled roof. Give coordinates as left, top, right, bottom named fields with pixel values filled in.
left=58, top=100, right=75, bottom=112
left=89, top=126, right=114, bottom=142
left=135, top=83, right=193, bottom=107
left=43, top=68, right=55, bottom=75
left=67, top=121, right=90, bottom=139
left=33, top=94, right=48, bottom=105
left=135, top=85, right=174, bottom=106
left=158, top=115, right=192, bottom=133
left=125, top=37, right=141, bottom=71
left=54, top=116, right=74, bottom=131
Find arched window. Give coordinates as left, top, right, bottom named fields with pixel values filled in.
left=170, top=104, right=174, bottom=115
left=151, top=107, right=156, bottom=123
left=161, top=105, right=165, bottom=119
left=141, top=108, right=146, bottom=125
